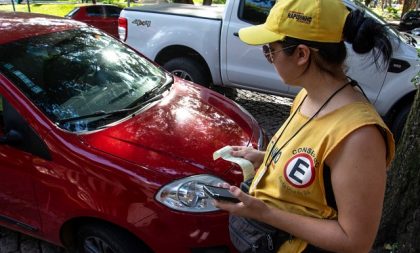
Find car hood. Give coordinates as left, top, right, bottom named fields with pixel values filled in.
left=79, top=79, right=255, bottom=176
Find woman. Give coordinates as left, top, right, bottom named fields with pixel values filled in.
left=214, top=0, right=395, bottom=252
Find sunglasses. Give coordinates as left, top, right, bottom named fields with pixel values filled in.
left=262, top=44, right=297, bottom=63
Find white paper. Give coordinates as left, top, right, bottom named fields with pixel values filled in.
left=213, top=146, right=255, bottom=180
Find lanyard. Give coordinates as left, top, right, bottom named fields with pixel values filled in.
left=264, top=80, right=353, bottom=169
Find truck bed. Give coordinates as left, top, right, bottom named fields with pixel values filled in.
left=124, top=3, right=224, bottom=20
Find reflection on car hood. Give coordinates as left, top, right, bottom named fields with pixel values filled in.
left=79, top=79, right=254, bottom=177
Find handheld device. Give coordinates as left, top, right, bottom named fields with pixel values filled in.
left=203, top=185, right=240, bottom=203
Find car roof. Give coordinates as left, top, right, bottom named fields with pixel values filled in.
left=0, top=12, right=86, bottom=45
left=78, top=4, right=122, bottom=8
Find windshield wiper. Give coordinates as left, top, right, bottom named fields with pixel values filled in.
left=57, top=93, right=164, bottom=125
left=143, top=72, right=173, bottom=99
left=58, top=72, right=173, bottom=125
left=126, top=72, right=173, bottom=108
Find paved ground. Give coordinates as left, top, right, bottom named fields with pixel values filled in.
left=226, top=88, right=293, bottom=138
left=0, top=88, right=292, bottom=253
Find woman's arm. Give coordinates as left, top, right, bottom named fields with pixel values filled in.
left=217, top=125, right=387, bottom=253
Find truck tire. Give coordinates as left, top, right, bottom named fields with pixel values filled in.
left=163, top=57, right=210, bottom=87
left=391, top=103, right=411, bottom=144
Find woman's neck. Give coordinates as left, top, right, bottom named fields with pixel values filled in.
left=300, top=72, right=348, bottom=104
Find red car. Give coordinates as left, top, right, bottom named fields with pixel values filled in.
left=65, top=5, right=122, bottom=37
left=0, top=12, right=267, bottom=253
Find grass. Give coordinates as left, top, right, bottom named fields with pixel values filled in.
left=0, top=3, right=76, bottom=17
left=0, top=1, right=141, bottom=17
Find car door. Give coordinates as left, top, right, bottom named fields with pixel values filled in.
left=223, top=0, right=291, bottom=95
left=0, top=92, right=47, bottom=233
left=223, top=0, right=388, bottom=101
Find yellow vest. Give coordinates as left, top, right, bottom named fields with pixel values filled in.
left=250, top=89, right=395, bottom=253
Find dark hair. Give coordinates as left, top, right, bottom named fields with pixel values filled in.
left=278, top=9, right=392, bottom=75
left=279, top=38, right=347, bottom=77
left=343, top=10, right=392, bottom=67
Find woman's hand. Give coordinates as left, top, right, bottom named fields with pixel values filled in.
left=230, top=146, right=265, bottom=169
left=214, top=183, right=269, bottom=221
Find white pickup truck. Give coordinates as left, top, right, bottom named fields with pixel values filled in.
left=118, top=0, right=419, bottom=139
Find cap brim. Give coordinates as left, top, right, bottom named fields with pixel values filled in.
left=239, top=24, right=286, bottom=45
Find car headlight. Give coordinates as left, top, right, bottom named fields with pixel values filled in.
left=155, top=174, right=226, bottom=213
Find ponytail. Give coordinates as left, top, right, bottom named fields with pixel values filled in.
left=343, top=10, right=393, bottom=68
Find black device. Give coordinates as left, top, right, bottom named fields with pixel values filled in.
left=203, top=185, right=240, bottom=203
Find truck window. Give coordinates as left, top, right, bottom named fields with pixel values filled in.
left=86, top=6, right=105, bottom=17
left=238, top=0, right=275, bottom=25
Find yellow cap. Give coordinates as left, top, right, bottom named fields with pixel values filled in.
left=239, top=0, right=350, bottom=45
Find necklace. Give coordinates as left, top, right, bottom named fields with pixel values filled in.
left=250, top=80, right=353, bottom=189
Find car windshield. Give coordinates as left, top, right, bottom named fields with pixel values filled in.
left=0, top=27, right=170, bottom=132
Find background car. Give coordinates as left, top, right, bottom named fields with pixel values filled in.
left=410, top=27, right=420, bottom=36
left=0, top=12, right=267, bottom=253
left=65, top=4, right=122, bottom=37
left=400, top=10, right=420, bottom=31
left=118, top=0, right=419, bottom=143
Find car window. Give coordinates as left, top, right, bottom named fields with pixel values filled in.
left=105, top=6, right=122, bottom=17
left=65, top=7, right=80, bottom=18
left=238, top=0, right=275, bottom=25
left=86, top=6, right=105, bottom=17
left=0, top=28, right=168, bottom=132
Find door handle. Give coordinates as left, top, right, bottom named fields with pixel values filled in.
left=233, top=32, right=239, bottom=37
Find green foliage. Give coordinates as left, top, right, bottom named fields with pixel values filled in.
left=386, top=6, right=398, bottom=14
left=384, top=242, right=399, bottom=252
left=371, top=5, right=402, bottom=21
left=0, top=4, right=75, bottom=17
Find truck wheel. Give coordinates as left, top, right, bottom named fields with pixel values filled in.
left=391, top=103, right=411, bottom=144
left=163, top=57, right=210, bottom=87
left=73, top=223, right=149, bottom=253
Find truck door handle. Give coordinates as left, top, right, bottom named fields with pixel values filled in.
left=233, top=32, right=239, bottom=37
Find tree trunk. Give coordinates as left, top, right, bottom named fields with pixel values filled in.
left=402, top=0, right=414, bottom=16
left=374, top=86, right=420, bottom=253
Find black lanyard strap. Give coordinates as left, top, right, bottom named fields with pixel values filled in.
left=265, top=80, right=352, bottom=169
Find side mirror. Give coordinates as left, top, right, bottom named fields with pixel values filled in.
left=0, top=129, right=23, bottom=144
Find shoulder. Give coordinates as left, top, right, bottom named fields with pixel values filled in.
left=326, top=125, right=387, bottom=169
left=322, top=103, right=395, bottom=166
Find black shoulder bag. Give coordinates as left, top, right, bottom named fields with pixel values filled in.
left=228, top=179, right=291, bottom=253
